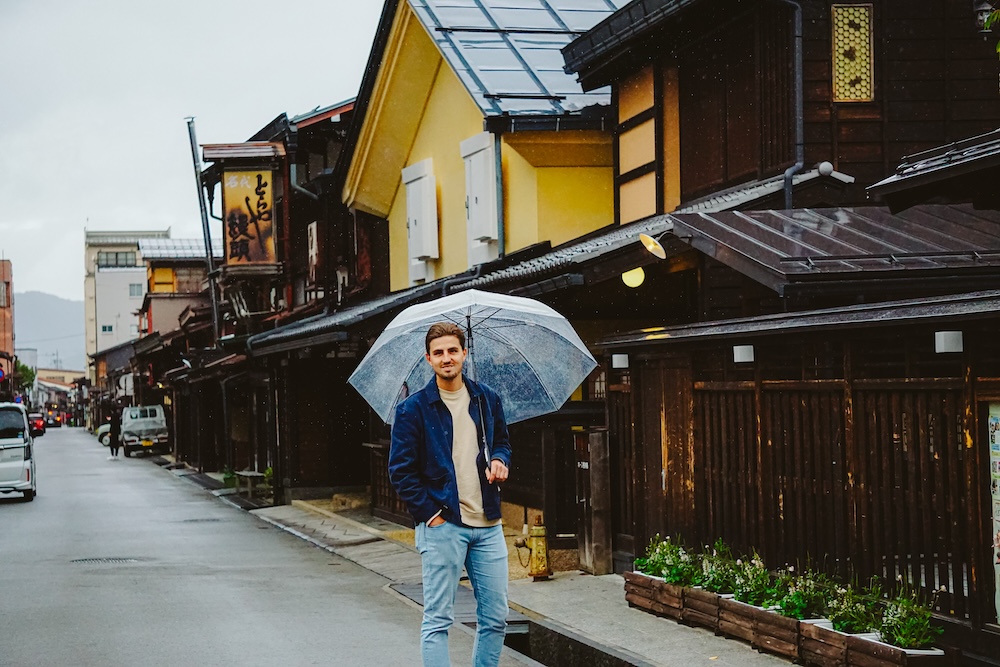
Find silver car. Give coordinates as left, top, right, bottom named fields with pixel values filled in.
left=0, top=403, right=36, bottom=502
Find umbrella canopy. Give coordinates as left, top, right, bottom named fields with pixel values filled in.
left=348, top=289, right=597, bottom=424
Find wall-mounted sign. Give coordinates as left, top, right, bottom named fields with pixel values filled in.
left=222, top=170, right=275, bottom=264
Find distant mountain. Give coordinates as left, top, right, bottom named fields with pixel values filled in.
left=13, top=291, right=86, bottom=372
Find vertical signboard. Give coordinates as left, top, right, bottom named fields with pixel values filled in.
left=222, top=170, right=276, bottom=264
left=989, top=404, right=1000, bottom=621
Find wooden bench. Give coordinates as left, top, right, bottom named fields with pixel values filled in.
left=235, top=470, right=266, bottom=499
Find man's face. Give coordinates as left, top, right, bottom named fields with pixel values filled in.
left=425, top=334, right=466, bottom=382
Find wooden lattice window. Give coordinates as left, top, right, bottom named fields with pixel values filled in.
left=832, top=4, right=874, bottom=102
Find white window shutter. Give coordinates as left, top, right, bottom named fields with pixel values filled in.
left=409, top=258, right=429, bottom=284
left=460, top=132, right=498, bottom=244
left=402, top=159, right=439, bottom=261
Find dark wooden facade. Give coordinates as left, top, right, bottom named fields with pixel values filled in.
left=607, top=320, right=1000, bottom=662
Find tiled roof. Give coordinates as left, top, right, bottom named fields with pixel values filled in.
left=673, top=166, right=855, bottom=214
left=138, top=238, right=223, bottom=260
left=599, top=289, right=1000, bottom=348
left=462, top=215, right=672, bottom=291
left=409, top=0, right=628, bottom=117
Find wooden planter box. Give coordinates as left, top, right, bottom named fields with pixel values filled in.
left=801, top=621, right=849, bottom=667
left=718, top=597, right=761, bottom=644
left=624, top=571, right=683, bottom=621
left=718, top=597, right=801, bottom=660
left=682, top=587, right=724, bottom=631
left=846, top=634, right=947, bottom=667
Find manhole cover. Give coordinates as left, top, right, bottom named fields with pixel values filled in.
left=71, top=558, right=143, bottom=564
left=182, top=518, right=223, bottom=523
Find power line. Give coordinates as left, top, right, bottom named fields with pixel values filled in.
left=17, top=332, right=85, bottom=344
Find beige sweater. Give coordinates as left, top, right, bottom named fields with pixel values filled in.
left=439, top=384, right=501, bottom=528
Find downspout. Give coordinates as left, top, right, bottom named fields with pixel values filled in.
left=494, top=133, right=505, bottom=258
left=775, top=0, right=804, bottom=210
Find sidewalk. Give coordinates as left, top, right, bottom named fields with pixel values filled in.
left=244, top=498, right=788, bottom=667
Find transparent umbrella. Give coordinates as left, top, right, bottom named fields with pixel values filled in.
left=347, top=289, right=597, bottom=424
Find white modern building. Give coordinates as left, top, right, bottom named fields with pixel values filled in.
left=84, top=229, right=170, bottom=382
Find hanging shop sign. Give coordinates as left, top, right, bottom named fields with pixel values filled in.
left=222, top=170, right=276, bottom=264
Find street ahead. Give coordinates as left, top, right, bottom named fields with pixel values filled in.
left=0, top=428, right=489, bottom=666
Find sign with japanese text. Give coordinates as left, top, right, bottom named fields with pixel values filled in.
left=222, top=170, right=276, bottom=264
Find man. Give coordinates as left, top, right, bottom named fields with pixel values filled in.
left=388, top=322, right=512, bottom=667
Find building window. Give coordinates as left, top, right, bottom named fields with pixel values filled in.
left=832, top=4, right=874, bottom=102
left=0, top=282, right=7, bottom=308
left=129, top=324, right=139, bottom=335
left=97, top=251, right=137, bottom=267
left=101, top=324, right=113, bottom=334
left=129, top=283, right=142, bottom=298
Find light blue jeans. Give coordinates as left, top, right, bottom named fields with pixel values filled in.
left=414, top=521, right=508, bottom=667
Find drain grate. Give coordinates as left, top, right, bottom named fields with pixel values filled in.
left=71, top=557, right=143, bottom=564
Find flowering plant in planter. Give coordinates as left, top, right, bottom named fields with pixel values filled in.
left=770, top=567, right=833, bottom=620
left=733, top=551, right=775, bottom=606
left=635, top=535, right=700, bottom=585
left=698, top=539, right=738, bottom=593
left=877, top=584, right=943, bottom=650
left=826, top=578, right=882, bottom=634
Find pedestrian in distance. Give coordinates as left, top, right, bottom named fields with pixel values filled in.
left=388, top=322, right=512, bottom=667
left=107, top=407, right=121, bottom=460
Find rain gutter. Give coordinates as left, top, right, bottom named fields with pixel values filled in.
left=774, top=0, right=805, bottom=209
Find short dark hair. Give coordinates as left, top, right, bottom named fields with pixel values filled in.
left=425, top=322, right=465, bottom=353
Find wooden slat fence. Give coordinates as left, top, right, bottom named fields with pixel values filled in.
left=689, top=381, right=973, bottom=618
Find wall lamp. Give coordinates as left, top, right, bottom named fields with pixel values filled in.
left=621, top=267, right=645, bottom=288
left=638, top=232, right=668, bottom=260
left=934, top=331, right=963, bottom=354
left=975, top=1, right=995, bottom=33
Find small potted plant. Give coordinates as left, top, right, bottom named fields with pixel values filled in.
left=222, top=466, right=237, bottom=489
left=720, top=551, right=774, bottom=643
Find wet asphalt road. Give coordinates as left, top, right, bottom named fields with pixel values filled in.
left=0, top=427, right=482, bottom=666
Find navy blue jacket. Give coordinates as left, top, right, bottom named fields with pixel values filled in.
left=388, top=376, right=511, bottom=526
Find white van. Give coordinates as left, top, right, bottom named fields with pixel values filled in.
left=121, top=404, right=169, bottom=457
left=0, top=402, right=36, bottom=501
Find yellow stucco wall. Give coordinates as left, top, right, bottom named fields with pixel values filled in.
left=537, top=168, right=613, bottom=246
left=502, top=145, right=539, bottom=252
left=387, top=53, right=484, bottom=290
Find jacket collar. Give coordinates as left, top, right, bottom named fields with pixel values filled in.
left=424, top=374, right=484, bottom=405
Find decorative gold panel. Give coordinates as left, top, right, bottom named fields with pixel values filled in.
left=832, top=4, right=874, bottom=102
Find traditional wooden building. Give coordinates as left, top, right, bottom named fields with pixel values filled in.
left=556, top=0, right=1000, bottom=662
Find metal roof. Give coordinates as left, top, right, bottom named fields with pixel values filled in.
left=598, top=289, right=1000, bottom=348
left=666, top=204, right=1000, bottom=293
left=138, top=238, right=223, bottom=260
left=201, top=142, right=286, bottom=161
left=290, top=98, right=356, bottom=127
left=408, top=0, right=627, bottom=117
left=562, top=0, right=702, bottom=88
left=868, top=127, right=1000, bottom=212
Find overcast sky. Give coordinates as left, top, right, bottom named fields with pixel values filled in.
left=0, top=0, right=383, bottom=302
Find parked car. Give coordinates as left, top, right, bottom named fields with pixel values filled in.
left=0, top=402, right=37, bottom=501
left=28, top=412, right=45, bottom=436
left=96, top=423, right=112, bottom=446
left=121, top=405, right=169, bottom=457
left=44, top=411, right=62, bottom=427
